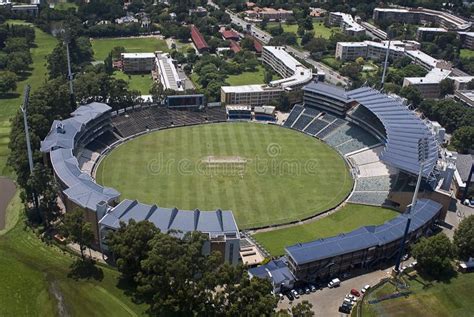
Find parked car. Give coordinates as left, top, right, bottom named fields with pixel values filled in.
left=343, top=298, right=355, bottom=306
left=338, top=305, right=351, bottom=314
left=286, top=292, right=294, bottom=301
left=298, top=288, right=304, bottom=295
left=291, top=289, right=299, bottom=299
left=328, top=278, right=341, bottom=288
left=310, top=284, right=317, bottom=292
left=345, top=294, right=357, bottom=301
left=279, top=293, right=284, bottom=301
left=350, top=288, right=361, bottom=297
left=305, top=287, right=310, bottom=294
left=361, top=284, right=371, bottom=294
left=402, top=254, right=409, bottom=261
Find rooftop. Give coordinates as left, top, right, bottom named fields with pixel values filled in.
left=286, top=199, right=442, bottom=265
left=100, top=199, right=239, bottom=237
left=264, top=46, right=312, bottom=89
left=121, top=52, right=155, bottom=59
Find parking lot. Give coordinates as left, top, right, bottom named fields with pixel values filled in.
left=277, top=268, right=391, bottom=316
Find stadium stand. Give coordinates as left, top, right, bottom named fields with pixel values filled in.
left=41, top=103, right=240, bottom=265
left=112, top=106, right=227, bottom=138
left=303, top=119, right=330, bottom=136
left=292, top=114, right=314, bottom=131
left=315, top=118, right=346, bottom=139
left=347, top=191, right=390, bottom=205
left=285, top=199, right=442, bottom=281
left=283, top=104, right=304, bottom=127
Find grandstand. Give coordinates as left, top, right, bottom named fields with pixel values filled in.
left=111, top=106, right=227, bottom=138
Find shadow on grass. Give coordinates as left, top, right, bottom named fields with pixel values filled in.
left=0, top=92, right=21, bottom=100
left=68, top=259, right=104, bottom=281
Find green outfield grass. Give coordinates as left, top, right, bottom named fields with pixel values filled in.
left=113, top=71, right=153, bottom=94
left=96, top=122, right=353, bottom=229
left=91, top=37, right=169, bottom=61
left=359, top=272, right=474, bottom=317
left=253, top=204, right=398, bottom=255
left=0, top=21, right=57, bottom=176
left=0, top=193, right=146, bottom=316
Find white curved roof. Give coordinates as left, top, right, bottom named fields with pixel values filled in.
left=346, top=87, right=438, bottom=177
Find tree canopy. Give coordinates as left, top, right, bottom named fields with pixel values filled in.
left=411, top=233, right=454, bottom=278
left=453, top=215, right=474, bottom=261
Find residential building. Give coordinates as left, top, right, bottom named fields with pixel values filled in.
left=220, top=28, right=240, bottom=41
left=455, top=90, right=474, bottom=107
left=458, top=32, right=474, bottom=49
left=329, top=12, right=365, bottom=37
left=373, top=7, right=472, bottom=31
left=121, top=53, right=155, bottom=73
left=189, top=6, right=207, bottom=17
left=416, top=27, right=447, bottom=41
left=262, top=46, right=313, bottom=89
left=221, top=85, right=283, bottom=105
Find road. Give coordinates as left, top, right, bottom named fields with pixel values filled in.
left=214, top=3, right=350, bottom=87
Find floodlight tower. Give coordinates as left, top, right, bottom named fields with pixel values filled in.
left=64, top=33, right=76, bottom=108
left=20, top=84, right=39, bottom=215
left=380, top=38, right=392, bottom=87
left=394, top=137, right=429, bottom=273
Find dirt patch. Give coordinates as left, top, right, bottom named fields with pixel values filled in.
left=0, top=177, right=16, bottom=230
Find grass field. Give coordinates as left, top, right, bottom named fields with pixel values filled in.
left=253, top=204, right=398, bottom=255
left=269, top=21, right=340, bottom=43
left=91, top=37, right=169, bottom=61
left=0, top=21, right=57, bottom=177
left=359, top=273, right=474, bottom=316
left=96, top=122, right=353, bottom=229
left=460, top=48, right=474, bottom=59
left=0, top=193, right=146, bottom=316
left=113, top=71, right=153, bottom=94
left=225, top=65, right=281, bottom=86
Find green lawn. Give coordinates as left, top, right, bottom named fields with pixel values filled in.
left=0, top=193, right=146, bottom=316
left=253, top=204, right=398, bottom=256
left=0, top=21, right=58, bottom=177
left=460, top=48, right=474, bottom=59
left=52, top=1, right=78, bottom=11
left=113, top=71, right=153, bottom=95
left=91, top=37, right=169, bottom=61
left=96, top=122, right=353, bottom=229
left=360, top=272, right=474, bottom=316
left=269, top=21, right=340, bottom=41
left=225, top=65, right=281, bottom=86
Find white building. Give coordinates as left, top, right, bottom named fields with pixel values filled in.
left=329, top=12, right=366, bottom=37
left=221, top=46, right=313, bottom=106
left=155, top=52, right=184, bottom=92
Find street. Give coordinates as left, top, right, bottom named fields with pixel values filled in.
left=213, top=2, right=350, bottom=87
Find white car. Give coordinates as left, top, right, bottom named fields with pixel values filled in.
left=343, top=298, right=355, bottom=306
left=361, top=284, right=371, bottom=293
left=291, top=289, right=300, bottom=299
left=345, top=294, right=357, bottom=301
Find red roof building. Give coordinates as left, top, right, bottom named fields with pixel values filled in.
left=229, top=40, right=241, bottom=53
left=190, top=25, right=209, bottom=52
left=252, top=37, right=263, bottom=54
left=220, top=29, right=240, bottom=41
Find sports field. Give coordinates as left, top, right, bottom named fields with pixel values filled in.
left=96, top=122, right=353, bottom=228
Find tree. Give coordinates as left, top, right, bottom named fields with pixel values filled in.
left=110, top=46, right=126, bottom=59
left=107, top=220, right=159, bottom=280
left=240, top=37, right=254, bottom=51
left=61, top=210, right=95, bottom=261
left=453, top=215, right=474, bottom=261
left=264, top=70, right=273, bottom=84
left=355, top=56, right=365, bottom=65
left=411, top=233, right=454, bottom=278
left=301, top=31, right=314, bottom=46
left=439, top=78, right=454, bottom=97
left=292, top=300, right=314, bottom=317
left=451, top=126, right=474, bottom=154
left=399, top=85, right=422, bottom=106
left=0, top=71, right=17, bottom=96
left=340, top=62, right=362, bottom=80
left=150, top=81, right=164, bottom=103
left=6, top=54, right=30, bottom=74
